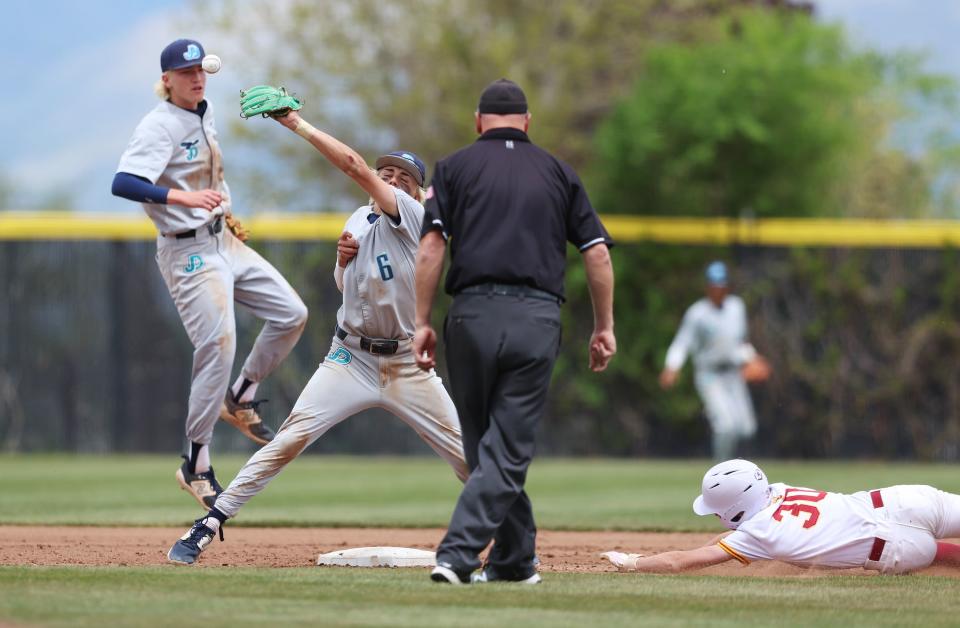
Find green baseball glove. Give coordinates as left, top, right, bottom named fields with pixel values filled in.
left=239, top=85, right=303, bottom=119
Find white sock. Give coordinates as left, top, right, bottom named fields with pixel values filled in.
left=194, top=444, right=211, bottom=474
left=202, top=516, right=220, bottom=532
left=231, top=376, right=259, bottom=403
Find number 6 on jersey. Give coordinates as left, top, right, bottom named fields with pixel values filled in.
left=376, top=253, right=394, bottom=281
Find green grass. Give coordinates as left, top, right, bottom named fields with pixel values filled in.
left=2, top=455, right=960, bottom=529
left=3, top=456, right=960, bottom=626
left=1, top=566, right=959, bottom=627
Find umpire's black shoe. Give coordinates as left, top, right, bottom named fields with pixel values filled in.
left=167, top=517, right=224, bottom=565
left=430, top=562, right=472, bottom=585
left=175, top=457, right=224, bottom=510
left=220, top=391, right=276, bottom=445
left=471, top=566, right=542, bottom=585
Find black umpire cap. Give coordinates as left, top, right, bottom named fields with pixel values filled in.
left=477, top=79, right=528, bottom=114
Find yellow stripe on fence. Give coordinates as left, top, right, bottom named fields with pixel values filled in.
left=3, top=212, right=960, bottom=247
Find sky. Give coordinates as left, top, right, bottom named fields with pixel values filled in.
left=2, top=0, right=959, bottom=213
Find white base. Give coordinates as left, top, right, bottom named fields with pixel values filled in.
left=316, top=546, right=437, bottom=568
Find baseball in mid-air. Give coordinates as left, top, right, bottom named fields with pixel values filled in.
left=202, top=54, right=221, bottom=74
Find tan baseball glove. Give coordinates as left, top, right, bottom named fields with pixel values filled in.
left=224, top=213, right=250, bottom=242
left=741, top=355, right=772, bottom=383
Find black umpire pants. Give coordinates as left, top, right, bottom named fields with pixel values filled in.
left=435, top=292, right=561, bottom=577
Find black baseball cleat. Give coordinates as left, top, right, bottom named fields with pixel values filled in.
left=219, top=391, right=276, bottom=445
left=471, top=566, right=542, bottom=585
left=430, top=562, right=472, bottom=584
left=167, top=517, right=224, bottom=565
left=175, top=456, right=224, bottom=510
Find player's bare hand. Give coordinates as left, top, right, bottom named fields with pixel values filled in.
left=589, top=329, right=616, bottom=372
left=600, top=551, right=642, bottom=571
left=413, top=324, right=437, bottom=371
left=274, top=110, right=302, bottom=131
left=170, top=188, right=222, bottom=210
left=659, top=368, right=679, bottom=389
left=337, top=231, right=359, bottom=268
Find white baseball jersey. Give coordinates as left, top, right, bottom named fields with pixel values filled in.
left=336, top=188, right=422, bottom=340
left=665, top=295, right=755, bottom=372
left=117, top=99, right=230, bottom=235
left=719, top=483, right=882, bottom=568
left=717, top=483, right=960, bottom=573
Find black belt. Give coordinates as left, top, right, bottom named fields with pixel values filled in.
left=335, top=325, right=399, bottom=355
left=457, top=283, right=561, bottom=304
left=174, top=216, right=223, bottom=239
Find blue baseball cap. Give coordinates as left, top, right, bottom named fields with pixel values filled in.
left=375, top=151, right=426, bottom=187
left=161, top=39, right=205, bottom=72
left=705, top=261, right=728, bottom=286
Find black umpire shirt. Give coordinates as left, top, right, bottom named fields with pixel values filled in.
left=420, top=127, right=613, bottom=300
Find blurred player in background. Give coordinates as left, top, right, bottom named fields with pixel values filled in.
left=601, top=458, right=960, bottom=574
left=166, top=99, right=468, bottom=565
left=659, top=261, right=769, bottom=460
left=111, top=40, right=308, bottom=510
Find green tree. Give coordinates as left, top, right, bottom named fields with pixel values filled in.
left=592, top=10, right=954, bottom=219
left=198, top=0, right=801, bottom=208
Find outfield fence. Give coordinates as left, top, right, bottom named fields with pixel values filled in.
left=4, top=212, right=960, bottom=247
left=2, top=213, right=959, bottom=459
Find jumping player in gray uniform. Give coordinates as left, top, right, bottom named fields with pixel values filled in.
left=111, top=40, right=308, bottom=510
left=659, top=261, right=768, bottom=460
left=166, top=102, right=469, bottom=565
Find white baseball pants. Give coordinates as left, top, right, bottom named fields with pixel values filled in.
left=865, top=485, right=960, bottom=574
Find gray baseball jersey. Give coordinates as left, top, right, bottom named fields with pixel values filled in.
left=665, top=295, right=757, bottom=457
left=336, top=189, right=423, bottom=340
left=116, top=99, right=230, bottom=235
left=214, top=189, right=468, bottom=518
left=118, top=99, right=307, bottom=446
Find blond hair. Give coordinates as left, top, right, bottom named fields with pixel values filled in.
left=153, top=73, right=170, bottom=100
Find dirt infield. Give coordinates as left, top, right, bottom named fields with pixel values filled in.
left=1, top=526, right=958, bottom=577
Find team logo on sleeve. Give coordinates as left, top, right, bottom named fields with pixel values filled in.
left=326, top=347, right=353, bottom=365
left=184, top=255, right=204, bottom=273
left=183, top=44, right=201, bottom=61
left=180, top=140, right=199, bottom=161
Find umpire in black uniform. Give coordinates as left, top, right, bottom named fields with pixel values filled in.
left=414, top=79, right=616, bottom=584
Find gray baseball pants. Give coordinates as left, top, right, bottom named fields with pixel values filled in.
left=435, top=293, right=561, bottom=579
left=694, top=368, right=757, bottom=460
left=156, top=224, right=307, bottom=446
left=213, top=334, right=468, bottom=517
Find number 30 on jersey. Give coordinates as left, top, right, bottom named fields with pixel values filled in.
left=772, top=488, right=827, bottom=528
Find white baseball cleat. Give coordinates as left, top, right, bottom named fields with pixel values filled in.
left=601, top=551, right=643, bottom=571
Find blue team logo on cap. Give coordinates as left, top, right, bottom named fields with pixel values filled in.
left=183, top=44, right=201, bottom=61
left=327, top=347, right=353, bottom=366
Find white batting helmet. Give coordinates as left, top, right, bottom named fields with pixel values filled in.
left=692, top=459, right=771, bottom=530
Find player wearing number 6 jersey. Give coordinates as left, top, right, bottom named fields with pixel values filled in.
left=167, top=108, right=468, bottom=564
left=601, top=459, right=960, bottom=575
